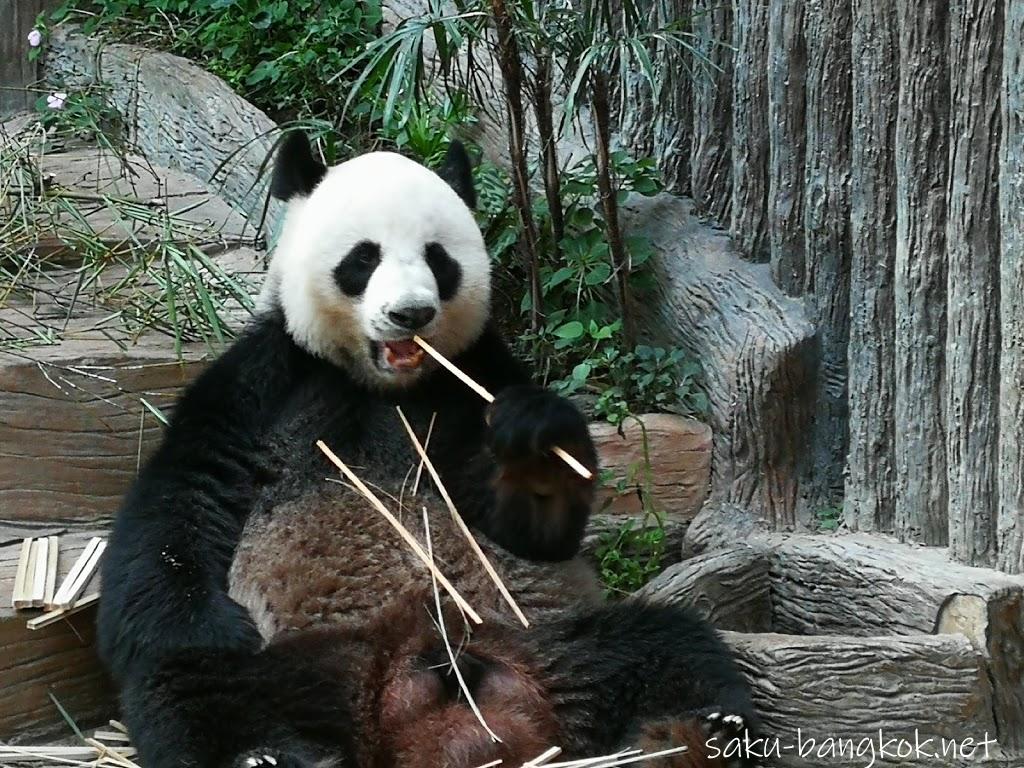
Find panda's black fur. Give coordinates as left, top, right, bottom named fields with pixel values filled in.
left=97, top=133, right=758, bottom=768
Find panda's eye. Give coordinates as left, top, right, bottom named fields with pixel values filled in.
left=425, top=242, right=462, bottom=302
left=334, top=241, right=381, bottom=296
left=351, top=242, right=381, bottom=268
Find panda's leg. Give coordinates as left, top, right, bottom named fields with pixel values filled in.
left=480, top=384, right=598, bottom=561
left=529, top=602, right=759, bottom=767
left=122, top=643, right=357, bottom=768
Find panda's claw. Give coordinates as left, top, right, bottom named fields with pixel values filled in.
left=233, top=750, right=307, bottom=768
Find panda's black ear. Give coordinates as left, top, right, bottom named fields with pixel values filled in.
left=437, top=140, right=476, bottom=210
left=271, top=130, right=326, bottom=201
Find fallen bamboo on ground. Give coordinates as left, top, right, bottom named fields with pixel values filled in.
left=316, top=440, right=482, bottom=624
left=53, top=537, right=106, bottom=609
left=27, top=592, right=100, bottom=630
left=397, top=406, right=529, bottom=628
left=412, top=336, right=593, bottom=480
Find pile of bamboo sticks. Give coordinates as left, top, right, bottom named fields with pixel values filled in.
left=9, top=535, right=105, bottom=630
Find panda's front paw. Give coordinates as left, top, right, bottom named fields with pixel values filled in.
left=487, top=385, right=596, bottom=478
left=699, top=709, right=757, bottom=767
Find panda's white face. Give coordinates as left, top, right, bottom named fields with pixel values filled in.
left=265, top=145, right=491, bottom=389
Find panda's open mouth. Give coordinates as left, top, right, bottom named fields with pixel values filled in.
left=373, top=339, right=426, bottom=372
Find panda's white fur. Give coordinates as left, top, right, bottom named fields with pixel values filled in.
left=260, top=151, right=491, bottom=388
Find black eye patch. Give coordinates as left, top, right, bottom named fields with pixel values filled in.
left=333, top=241, right=381, bottom=296
left=425, top=243, right=462, bottom=302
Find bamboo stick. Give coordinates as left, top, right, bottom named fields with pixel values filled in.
left=423, top=507, right=502, bottom=742
left=56, top=540, right=106, bottom=609
left=413, top=336, right=593, bottom=480
left=11, top=538, right=33, bottom=609
left=315, top=440, right=482, bottom=624
left=397, top=407, right=529, bottom=628
left=30, top=536, right=48, bottom=607
left=0, top=745, right=136, bottom=763
left=52, top=537, right=101, bottom=607
left=27, top=592, right=100, bottom=630
left=44, top=535, right=59, bottom=608
left=411, top=411, right=437, bottom=495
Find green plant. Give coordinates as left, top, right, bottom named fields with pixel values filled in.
left=346, top=0, right=712, bottom=340
left=595, top=515, right=665, bottom=596
left=814, top=506, right=843, bottom=532
left=52, top=0, right=382, bottom=126
left=594, top=416, right=667, bottom=596
left=0, top=119, right=256, bottom=356
left=32, top=85, right=123, bottom=147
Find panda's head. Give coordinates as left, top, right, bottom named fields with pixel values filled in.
left=263, top=131, right=490, bottom=389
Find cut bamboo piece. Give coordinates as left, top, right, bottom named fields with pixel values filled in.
left=26, top=592, right=101, bottom=630
left=0, top=744, right=137, bottom=763
left=44, top=535, right=59, bottom=608
left=30, top=536, right=48, bottom=607
left=411, top=411, right=437, bottom=496
left=92, top=730, right=132, bottom=743
left=397, top=406, right=529, bottom=628
left=11, top=538, right=33, bottom=609
left=523, top=747, right=562, bottom=767
left=413, top=336, right=593, bottom=480
left=316, top=440, right=482, bottom=624
left=59, top=540, right=105, bottom=609
left=52, top=537, right=105, bottom=609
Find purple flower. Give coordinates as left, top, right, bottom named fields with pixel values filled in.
left=46, top=91, right=67, bottom=110
left=27, top=29, right=42, bottom=47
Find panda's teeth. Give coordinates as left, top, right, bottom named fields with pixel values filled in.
left=383, top=341, right=425, bottom=370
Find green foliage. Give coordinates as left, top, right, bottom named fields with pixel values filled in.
left=0, top=113, right=256, bottom=356
left=476, top=151, right=709, bottom=425
left=39, top=0, right=712, bottom=427
left=33, top=86, right=122, bottom=146
left=595, top=515, right=665, bottom=597
left=52, top=0, right=382, bottom=122
left=595, top=419, right=667, bottom=596
left=814, top=506, right=844, bottom=532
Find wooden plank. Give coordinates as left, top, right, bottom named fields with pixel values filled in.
left=893, top=0, right=950, bottom=546
left=730, top=0, right=771, bottom=262
left=725, top=631, right=998, bottom=760
left=0, top=348, right=206, bottom=523
left=690, top=0, right=733, bottom=223
left=946, top=0, right=1003, bottom=569
left=998, top=0, right=1024, bottom=575
left=845, top=0, right=898, bottom=533
left=800, top=0, right=853, bottom=513
left=767, top=0, right=807, bottom=295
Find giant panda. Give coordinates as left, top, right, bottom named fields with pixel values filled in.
left=96, top=131, right=758, bottom=768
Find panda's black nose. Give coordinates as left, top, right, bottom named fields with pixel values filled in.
left=388, top=305, right=436, bottom=330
